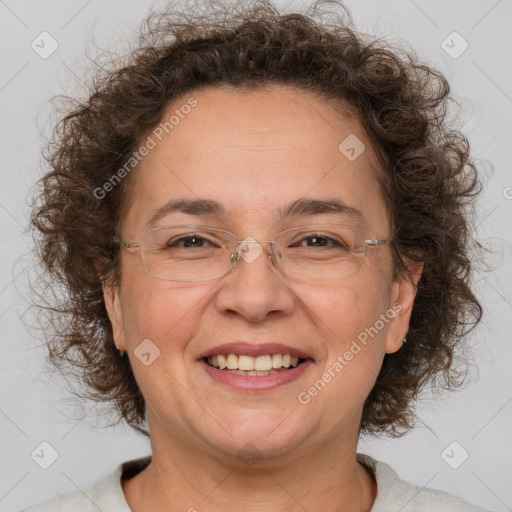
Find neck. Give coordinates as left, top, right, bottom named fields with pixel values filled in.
left=122, top=424, right=377, bottom=511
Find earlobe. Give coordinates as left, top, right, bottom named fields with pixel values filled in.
left=385, top=259, right=423, bottom=354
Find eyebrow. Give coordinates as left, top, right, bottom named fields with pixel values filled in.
left=279, top=198, right=364, bottom=222
left=146, top=197, right=365, bottom=229
left=147, top=198, right=226, bottom=228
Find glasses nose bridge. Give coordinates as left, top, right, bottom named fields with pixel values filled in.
left=228, top=237, right=281, bottom=274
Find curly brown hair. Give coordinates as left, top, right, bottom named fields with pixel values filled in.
left=31, top=0, right=483, bottom=437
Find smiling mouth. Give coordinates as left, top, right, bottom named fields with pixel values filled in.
left=203, top=353, right=308, bottom=376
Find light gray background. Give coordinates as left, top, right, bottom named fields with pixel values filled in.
left=1, top=1, right=511, bottom=510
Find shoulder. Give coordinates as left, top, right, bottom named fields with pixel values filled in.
left=21, top=490, right=97, bottom=512
left=356, top=453, right=494, bottom=512
left=20, top=457, right=151, bottom=512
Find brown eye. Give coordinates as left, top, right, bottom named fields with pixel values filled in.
left=168, top=235, right=211, bottom=248
left=292, top=234, right=349, bottom=250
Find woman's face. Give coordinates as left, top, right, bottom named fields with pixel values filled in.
left=104, top=84, right=419, bottom=462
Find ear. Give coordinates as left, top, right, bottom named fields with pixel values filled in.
left=98, top=260, right=127, bottom=351
left=385, top=259, right=423, bottom=354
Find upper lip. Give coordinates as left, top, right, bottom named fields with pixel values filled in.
left=199, top=343, right=314, bottom=361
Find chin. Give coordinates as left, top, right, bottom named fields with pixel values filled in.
left=189, top=412, right=314, bottom=465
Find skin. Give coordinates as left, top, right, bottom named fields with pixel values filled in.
left=103, top=84, right=423, bottom=512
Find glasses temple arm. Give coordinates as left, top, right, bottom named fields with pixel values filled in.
left=113, top=237, right=140, bottom=249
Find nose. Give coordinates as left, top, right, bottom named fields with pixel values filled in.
left=214, top=241, right=296, bottom=323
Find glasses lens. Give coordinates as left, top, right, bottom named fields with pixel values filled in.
left=275, top=225, right=366, bottom=280
left=140, top=226, right=235, bottom=281
left=137, top=225, right=369, bottom=281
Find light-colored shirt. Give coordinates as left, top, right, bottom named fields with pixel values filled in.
left=21, top=453, right=492, bottom=511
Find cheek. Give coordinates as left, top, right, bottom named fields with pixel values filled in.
left=305, top=282, right=391, bottom=410
left=119, top=276, right=209, bottom=353
left=307, top=280, right=389, bottom=338
left=118, top=281, right=212, bottom=407
left=299, top=273, right=392, bottom=370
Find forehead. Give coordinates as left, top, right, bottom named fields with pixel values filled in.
left=122, top=84, right=389, bottom=235
left=154, top=84, right=376, bottom=173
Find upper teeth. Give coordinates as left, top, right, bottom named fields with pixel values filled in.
left=207, top=354, right=300, bottom=371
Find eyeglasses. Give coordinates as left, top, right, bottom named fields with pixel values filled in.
left=115, top=224, right=391, bottom=282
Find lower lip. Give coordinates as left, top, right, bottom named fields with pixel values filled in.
left=199, top=359, right=314, bottom=391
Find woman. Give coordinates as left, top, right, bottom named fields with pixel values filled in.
left=26, top=0, right=489, bottom=510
